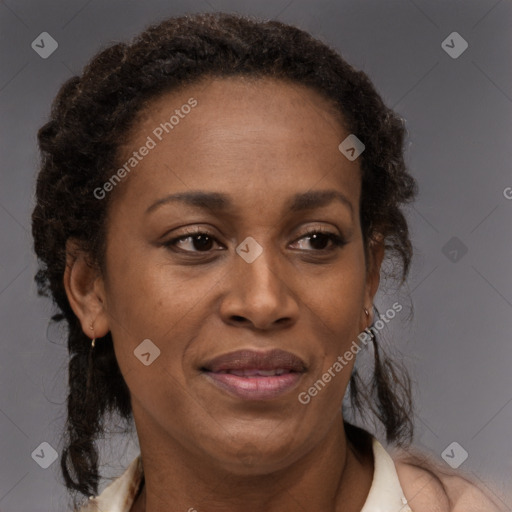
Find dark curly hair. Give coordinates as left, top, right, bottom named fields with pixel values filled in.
left=31, top=11, right=418, bottom=509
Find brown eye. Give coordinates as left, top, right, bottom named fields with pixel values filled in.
left=291, top=231, right=346, bottom=251
left=307, top=233, right=331, bottom=250
left=189, top=234, right=214, bottom=251
left=165, top=232, right=222, bottom=253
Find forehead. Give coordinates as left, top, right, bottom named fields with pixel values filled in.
left=112, top=76, right=360, bottom=208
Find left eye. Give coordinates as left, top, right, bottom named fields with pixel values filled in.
left=291, top=231, right=346, bottom=251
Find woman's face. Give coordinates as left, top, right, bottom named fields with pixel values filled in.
left=88, top=77, right=382, bottom=472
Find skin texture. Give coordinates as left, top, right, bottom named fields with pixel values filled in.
left=63, top=77, right=503, bottom=511
left=64, top=77, right=378, bottom=511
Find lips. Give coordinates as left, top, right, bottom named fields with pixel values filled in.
left=201, top=349, right=307, bottom=400
left=218, top=368, right=290, bottom=376
left=201, top=349, right=307, bottom=373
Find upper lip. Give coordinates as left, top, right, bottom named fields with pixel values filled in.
left=201, top=349, right=307, bottom=373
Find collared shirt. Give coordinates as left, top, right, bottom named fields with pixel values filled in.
left=78, top=436, right=413, bottom=512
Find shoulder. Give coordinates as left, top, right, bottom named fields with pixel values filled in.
left=392, top=451, right=506, bottom=512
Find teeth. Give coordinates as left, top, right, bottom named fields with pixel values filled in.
left=258, top=369, right=286, bottom=376
left=226, top=369, right=289, bottom=377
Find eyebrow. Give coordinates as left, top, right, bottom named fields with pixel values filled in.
left=145, top=189, right=353, bottom=217
left=288, top=190, right=353, bottom=217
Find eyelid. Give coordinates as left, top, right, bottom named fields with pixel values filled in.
left=292, top=225, right=340, bottom=238
left=290, top=229, right=347, bottom=249
left=291, top=221, right=345, bottom=239
left=168, top=227, right=225, bottom=250
left=163, top=226, right=346, bottom=257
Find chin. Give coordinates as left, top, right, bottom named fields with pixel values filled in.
left=201, top=433, right=307, bottom=476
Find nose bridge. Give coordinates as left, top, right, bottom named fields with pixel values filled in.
left=235, top=237, right=283, bottom=298
left=220, top=236, right=298, bottom=328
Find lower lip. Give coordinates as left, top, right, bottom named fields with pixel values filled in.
left=203, top=371, right=304, bottom=400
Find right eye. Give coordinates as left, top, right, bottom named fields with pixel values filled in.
left=163, top=230, right=224, bottom=254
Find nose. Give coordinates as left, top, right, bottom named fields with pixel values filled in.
left=219, top=244, right=299, bottom=331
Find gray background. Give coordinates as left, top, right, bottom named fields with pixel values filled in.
left=1, top=0, right=511, bottom=510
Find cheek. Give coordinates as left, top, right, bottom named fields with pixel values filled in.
left=104, top=239, right=212, bottom=337
left=298, top=255, right=366, bottom=335
left=104, top=270, right=201, bottom=419
left=295, top=269, right=364, bottom=416
left=103, top=247, right=223, bottom=395
left=295, top=251, right=367, bottom=405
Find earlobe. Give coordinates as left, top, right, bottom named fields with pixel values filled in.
left=63, top=239, right=110, bottom=339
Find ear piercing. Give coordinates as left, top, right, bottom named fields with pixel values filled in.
left=90, top=324, right=96, bottom=349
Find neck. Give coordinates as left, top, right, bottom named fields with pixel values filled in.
left=130, top=417, right=373, bottom=512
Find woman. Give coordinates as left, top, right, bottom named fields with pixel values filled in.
left=31, top=12, right=504, bottom=512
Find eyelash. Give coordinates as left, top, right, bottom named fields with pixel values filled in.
left=163, top=228, right=347, bottom=255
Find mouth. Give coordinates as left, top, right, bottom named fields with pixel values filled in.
left=200, top=349, right=307, bottom=400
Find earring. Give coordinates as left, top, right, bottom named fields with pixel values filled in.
left=90, top=324, right=96, bottom=349
left=86, top=325, right=96, bottom=395
left=364, top=306, right=373, bottom=330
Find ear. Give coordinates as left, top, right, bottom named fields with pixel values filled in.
left=362, top=234, right=385, bottom=327
left=63, top=238, right=110, bottom=339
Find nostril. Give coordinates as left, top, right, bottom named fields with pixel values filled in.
left=231, top=315, right=246, bottom=322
